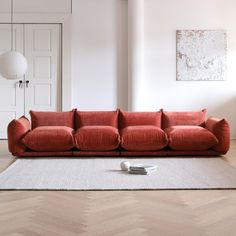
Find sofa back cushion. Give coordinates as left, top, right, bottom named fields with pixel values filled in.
left=30, top=110, right=75, bottom=129
left=119, top=111, right=162, bottom=129
left=161, top=109, right=206, bottom=129
left=76, top=110, right=119, bottom=129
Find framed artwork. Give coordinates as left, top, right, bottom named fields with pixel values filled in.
left=176, top=30, right=227, bottom=81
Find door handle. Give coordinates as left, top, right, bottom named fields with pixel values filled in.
left=25, top=80, right=29, bottom=88
left=19, top=80, right=23, bottom=88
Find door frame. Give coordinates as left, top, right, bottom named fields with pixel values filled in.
left=0, top=13, right=72, bottom=111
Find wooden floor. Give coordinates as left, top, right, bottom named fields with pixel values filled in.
left=1, top=141, right=236, bottom=236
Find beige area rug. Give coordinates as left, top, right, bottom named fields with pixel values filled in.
left=0, top=158, right=236, bottom=190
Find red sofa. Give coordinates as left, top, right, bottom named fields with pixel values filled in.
left=7, top=109, right=230, bottom=157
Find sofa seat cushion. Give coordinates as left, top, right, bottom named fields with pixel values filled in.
left=121, top=126, right=168, bottom=151
left=22, top=126, right=75, bottom=151
left=75, top=126, right=120, bottom=151
left=165, top=126, right=218, bottom=151
left=161, top=109, right=206, bottom=129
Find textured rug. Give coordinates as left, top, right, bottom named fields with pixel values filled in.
left=0, top=158, right=236, bottom=190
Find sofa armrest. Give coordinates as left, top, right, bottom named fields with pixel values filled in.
left=205, top=117, right=230, bottom=154
left=7, top=116, right=30, bottom=156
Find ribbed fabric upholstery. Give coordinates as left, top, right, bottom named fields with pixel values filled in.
left=7, top=116, right=30, bottom=155
left=75, top=126, right=120, bottom=151
left=22, top=126, right=75, bottom=151
left=17, top=151, right=73, bottom=157
left=120, top=150, right=220, bottom=156
left=7, top=109, right=229, bottom=157
left=165, top=126, right=218, bottom=151
left=30, top=110, right=75, bottom=129
left=120, top=150, right=168, bottom=156
left=119, top=111, right=162, bottom=129
left=121, top=126, right=168, bottom=151
left=205, top=117, right=230, bottom=154
left=73, top=151, right=120, bottom=157
left=76, top=110, right=119, bottom=129
left=161, top=109, right=206, bottom=129
left=165, top=150, right=220, bottom=156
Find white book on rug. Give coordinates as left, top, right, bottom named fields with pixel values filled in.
left=129, top=170, right=148, bottom=175
left=129, top=165, right=157, bottom=175
left=130, top=164, right=157, bottom=172
left=129, top=169, right=157, bottom=175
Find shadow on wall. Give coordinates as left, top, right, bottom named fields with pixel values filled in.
left=116, top=0, right=128, bottom=110
left=209, top=97, right=236, bottom=139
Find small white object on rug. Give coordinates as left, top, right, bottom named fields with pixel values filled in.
left=120, top=161, right=131, bottom=171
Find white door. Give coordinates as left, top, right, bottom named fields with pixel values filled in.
left=24, top=24, right=61, bottom=115
left=0, top=24, right=25, bottom=138
left=0, top=24, right=61, bottom=138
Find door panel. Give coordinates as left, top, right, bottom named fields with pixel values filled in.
left=0, top=24, right=25, bottom=139
left=24, top=24, right=61, bottom=116
left=0, top=24, right=61, bottom=138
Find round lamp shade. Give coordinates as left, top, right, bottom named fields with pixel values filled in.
left=0, top=51, right=27, bottom=80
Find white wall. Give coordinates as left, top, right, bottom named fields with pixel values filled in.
left=71, top=0, right=128, bottom=110
left=0, top=0, right=71, bottom=13
left=143, top=0, right=236, bottom=137
left=71, top=0, right=236, bottom=137
left=1, top=0, right=235, bottom=136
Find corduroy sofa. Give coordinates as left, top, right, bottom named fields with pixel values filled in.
left=7, top=109, right=230, bottom=157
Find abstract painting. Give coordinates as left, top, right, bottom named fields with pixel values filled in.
left=176, top=30, right=227, bottom=81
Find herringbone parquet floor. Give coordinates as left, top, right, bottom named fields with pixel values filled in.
left=1, top=140, right=236, bottom=236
